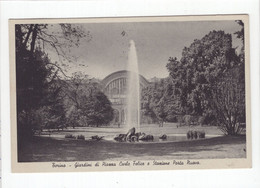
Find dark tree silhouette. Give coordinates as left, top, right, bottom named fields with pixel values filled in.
left=15, top=24, right=87, bottom=140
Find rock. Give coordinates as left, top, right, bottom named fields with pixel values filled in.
left=135, top=132, right=142, bottom=138
left=139, top=134, right=154, bottom=141
left=114, top=134, right=127, bottom=142
left=91, top=135, right=104, bottom=141
left=131, top=136, right=138, bottom=142
left=92, top=135, right=98, bottom=139
left=138, top=133, right=146, bottom=140
left=126, top=127, right=135, bottom=139
left=159, top=134, right=167, bottom=139
left=114, top=129, right=154, bottom=142
left=147, top=135, right=154, bottom=141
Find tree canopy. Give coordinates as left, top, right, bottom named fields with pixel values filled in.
left=141, top=78, right=181, bottom=124
left=15, top=23, right=113, bottom=141
left=63, top=73, right=114, bottom=127
left=167, top=30, right=240, bottom=116
left=164, top=23, right=245, bottom=135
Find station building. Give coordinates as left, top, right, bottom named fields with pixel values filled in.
left=101, top=70, right=149, bottom=125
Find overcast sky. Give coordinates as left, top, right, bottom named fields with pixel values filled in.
left=48, top=20, right=242, bottom=80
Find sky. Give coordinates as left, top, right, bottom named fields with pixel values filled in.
left=47, top=20, right=242, bottom=80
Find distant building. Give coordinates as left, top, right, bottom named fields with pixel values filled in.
left=101, top=70, right=149, bottom=125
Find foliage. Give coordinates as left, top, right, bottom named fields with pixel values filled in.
left=16, top=24, right=87, bottom=63
left=77, top=135, right=85, bottom=140
left=165, top=24, right=245, bottom=134
left=15, top=23, right=86, bottom=140
left=234, top=20, right=244, bottom=44
left=186, top=130, right=205, bottom=139
left=81, top=90, right=114, bottom=127
left=16, top=46, right=66, bottom=139
left=167, top=30, right=240, bottom=116
left=209, top=21, right=245, bottom=135
left=65, top=134, right=76, bottom=139
left=211, top=67, right=245, bottom=135
left=62, top=73, right=113, bottom=127
left=141, top=78, right=181, bottom=124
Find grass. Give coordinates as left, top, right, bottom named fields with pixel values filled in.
left=18, top=124, right=246, bottom=162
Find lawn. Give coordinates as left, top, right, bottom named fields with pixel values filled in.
left=18, top=123, right=247, bottom=162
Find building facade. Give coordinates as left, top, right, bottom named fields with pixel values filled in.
left=101, top=70, right=149, bottom=125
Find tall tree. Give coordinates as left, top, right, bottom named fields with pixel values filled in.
left=167, top=30, right=240, bottom=116
left=15, top=23, right=87, bottom=140
left=16, top=47, right=65, bottom=139
left=211, top=20, right=246, bottom=135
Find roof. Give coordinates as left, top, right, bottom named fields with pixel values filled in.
left=101, top=70, right=149, bottom=88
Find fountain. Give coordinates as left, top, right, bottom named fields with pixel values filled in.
left=126, top=40, right=140, bottom=132
left=113, top=40, right=210, bottom=143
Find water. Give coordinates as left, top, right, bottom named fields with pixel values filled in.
left=126, top=40, right=140, bottom=132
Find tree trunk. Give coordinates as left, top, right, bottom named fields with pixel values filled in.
left=15, top=25, right=23, bottom=48
left=23, top=24, right=34, bottom=49
left=30, top=24, right=38, bottom=53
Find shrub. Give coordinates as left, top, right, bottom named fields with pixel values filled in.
left=198, top=131, right=205, bottom=138
left=193, top=131, right=198, bottom=139
left=186, top=130, right=192, bottom=139
left=65, top=134, right=76, bottom=139
left=77, top=134, right=85, bottom=140
left=187, top=130, right=206, bottom=139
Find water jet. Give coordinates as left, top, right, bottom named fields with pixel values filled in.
left=126, top=40, right=140, bottom=132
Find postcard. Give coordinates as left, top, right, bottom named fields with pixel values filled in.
left=9, top=15, right=250, bottom=172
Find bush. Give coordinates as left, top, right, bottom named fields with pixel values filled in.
left=186, top=130, right=206, bottom=139
left=198, top=131, right=205, bottom=138
left=77, top=134, right=85, bottom=140
left=65, top=134, right=76, bottom=139
left=186, top=130, right=192, bottom=139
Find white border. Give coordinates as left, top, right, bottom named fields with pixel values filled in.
left=1, top=0, right=260, bottom=188
left=9, top=15, right=252, bottom=173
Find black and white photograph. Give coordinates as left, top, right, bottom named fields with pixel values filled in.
left=9, top=15, right=250, bottom=172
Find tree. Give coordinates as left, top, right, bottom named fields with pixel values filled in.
left=15, top=24, right=87, bottom=59
left=16, top=47, right=54, bottom=139
left=62, top=73, right=113, bottom=127
left=210, top=21, right=246, bottom=135
left=234, top=20, right=245, bottom=79
left=63, top=72, right=90, bottom=110
left=82, top=91, right=114, bottom=127
left=211, top=67, right=245, bottom=135
left=141, top=78, right=181, bottom=125
left=167, top=30, right=240, bottom=117
left=234, top=20, right=244, bottom=44
left=15, top=24, right=87, bottom=140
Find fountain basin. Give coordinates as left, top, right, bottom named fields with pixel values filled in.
left=102, top=134, right=222, bottom=144
left=38, top=133, right=222, bottom=144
